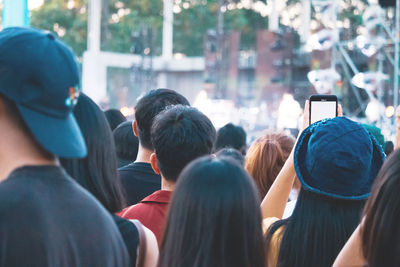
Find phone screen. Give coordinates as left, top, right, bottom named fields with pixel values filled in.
left=310, top=101, right=337, bottom=124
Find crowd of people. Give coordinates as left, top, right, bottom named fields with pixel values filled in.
left=1, top=27, right=400, bottom=267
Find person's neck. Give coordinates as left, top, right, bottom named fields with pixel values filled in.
left=161, top=177, right=176, bottom=191
left=135, top=144, right=153, bottom=163
left=0, top=131, right=57, bottom=182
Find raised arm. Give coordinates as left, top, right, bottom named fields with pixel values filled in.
left=261, top=101, right=343, bottom=220
left=333, top=225, right=366, bottom=267
left=260, top=149, right=296, bottom=219
left=396, top=106, right=400, bottom=149
left=260, top=100, right=310, bottom=219
left=143, top=226, right=159, bottom=267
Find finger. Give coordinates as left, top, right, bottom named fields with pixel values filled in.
left=396, top=106, right=400, bottom=118
left=304, top=100, right=310, bottom=117
left=338, top=104, right=343, bottom=117
left=302, top=100, right=310, bottom=129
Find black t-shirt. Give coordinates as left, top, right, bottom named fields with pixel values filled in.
left=119, top=162, right=161, bottom=206
left=0, top=165, right=129, bottom=267
left=112, top=215, right=139, bottom=267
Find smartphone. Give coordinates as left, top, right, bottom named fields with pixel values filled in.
left=309, top=95, right=338, bottom=125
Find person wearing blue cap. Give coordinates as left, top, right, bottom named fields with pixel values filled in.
left=261, top=101, right=385, bottom=267
left=0, top=27, right=129, bottom=266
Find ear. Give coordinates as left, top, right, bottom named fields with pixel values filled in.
left=150, top=153, right=161, bottom=175
left=132, top=120, right=138, bottom=137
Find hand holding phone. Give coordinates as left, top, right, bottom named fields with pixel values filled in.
left=309, top=95, right=338, bottom=125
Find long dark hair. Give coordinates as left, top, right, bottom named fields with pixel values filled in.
left=265, top=188, right=364, bottom=267
left=60, top=94, right=126, bottom=213
left=361, top=149, right=400, bottom=267
left=158, top=156, right=265, bottom=267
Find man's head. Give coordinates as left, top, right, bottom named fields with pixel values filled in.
left=104, top=109, right=127, bottom=131
left=215, top=123, right=247, bottom=154
left=150, top=105, right=216, bottom=182
left=0, top=27, right=86, bottom=158
left=133, top=89, right=190, bottom=150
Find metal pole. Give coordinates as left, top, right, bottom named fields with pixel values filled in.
left=269, top=0, right=279, bottom=32
left=377, top=49, right=384, bottom=127
left=394, top=0, right=400, bottom=111
left=88, top=0, right=101, bottom=52
left=337, top=43, right=359, bottom=74
left=162, top=0, right=173, bottom=60
left=2, top=0, right=29, bottom=28
left=381, top=23, right=396, bottom=43
left=300, top=0, right=311, bottom=43
left=338, top=51, right=367, bottom=112
left=216, top=0, right=224, bottom=97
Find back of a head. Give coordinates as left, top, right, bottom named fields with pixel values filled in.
left=362, top=149, right=400, bottom=267
left=215, top=148, right=245, bottom=166
left=215, top=123, right=247, bottom=154
left=151, top=105, right=216, bottom=182
left=60, top=94, right=125, bottom=213
left=362, top=123, right=385, bottom=151
left=245, top=132, right=295, bottom=199
left=113, top=121, right=139, bottom=167
left=384, top=141, right=394, bottom=156
left=0, top=27, right=86, bottom=159
left=159, top=156, right=265, bottom=267
left=134, top=89, right=190, bottom=150
left=104, top=109, right=127, bottom=131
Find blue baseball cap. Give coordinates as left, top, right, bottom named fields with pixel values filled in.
left=0, top=27, right=86, bottom=158
left=294, top=117, right=385, bottom=200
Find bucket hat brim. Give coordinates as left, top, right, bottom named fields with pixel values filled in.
left=294, top=119, right=385, bottom=200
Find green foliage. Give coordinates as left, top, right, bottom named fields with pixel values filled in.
left=28, top=0, right=272, bottom=57
left=103, top=0, right=163, bottom=54
left=31, top=0, right=88, bottom=56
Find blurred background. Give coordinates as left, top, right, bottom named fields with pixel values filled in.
left=0, top=0, right=398, bottom=141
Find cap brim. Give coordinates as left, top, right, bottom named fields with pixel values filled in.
left=17, top=104, right=87, bottom=158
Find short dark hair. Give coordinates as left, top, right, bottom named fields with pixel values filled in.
left=151, top=105, right=216, bottom=182
left=134, top=89, right=190, bottom=150
left=113, top=121, right=139, bottom=163
left=384, top=141, right=394, bottom=156
left=215, top=148, right=245, bottom=166
left=104, top=109, right=127, bottom=131
left=215, top=123, right=247, bottom=154
left=159, top=156, right=265, bottom=267
left=60, top=94, right=126, bottom=213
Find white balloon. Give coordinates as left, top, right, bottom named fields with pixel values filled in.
left=308, top=68, right=341, bottom=94
left=366, top=99, right=384, bottom=122
left=312, top=0, right=336, bottom=27
left=363, top=5, right=385, bottom=30
left=307, top=29, right=338, bottom=50
left=352, top=72, right=389, bottom=91
left=356, top=35, right=386, bottom=57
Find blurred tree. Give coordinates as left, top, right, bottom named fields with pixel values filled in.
left=31, top=0, right=88, bottom=57
left=29, top=0, right=271, bottom=57
left=102, top=0, right=163, bottom=55
left=173, top=0, right=269, bottom=55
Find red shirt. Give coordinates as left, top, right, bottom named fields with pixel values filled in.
left=121, top=190, right=172, bottom=245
